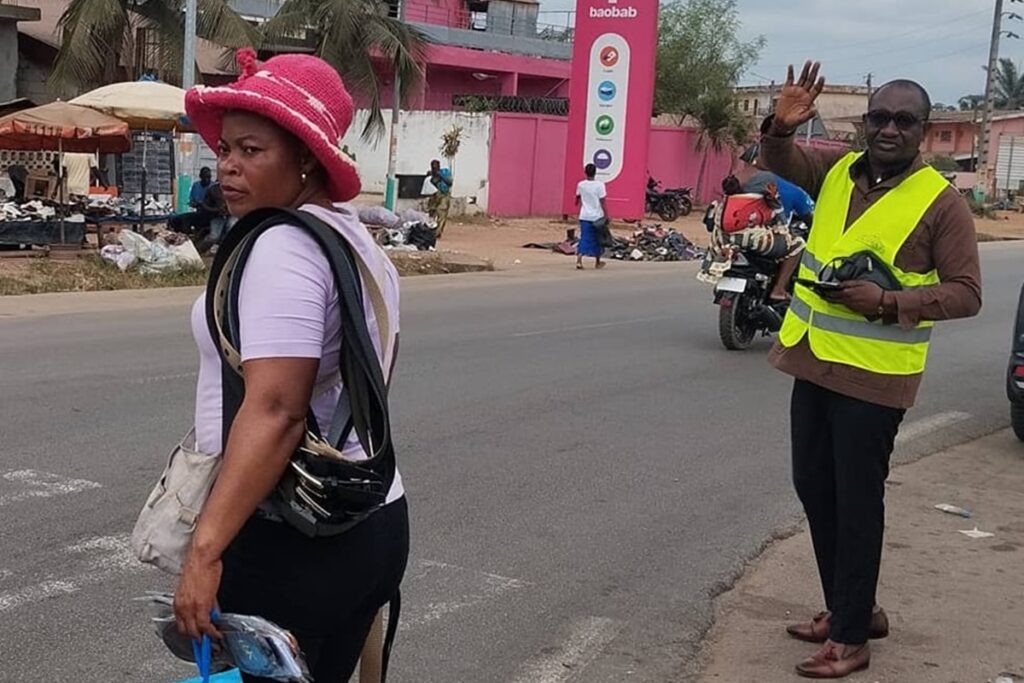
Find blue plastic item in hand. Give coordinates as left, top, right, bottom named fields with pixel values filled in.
left=191, top=608, right=222, bottom=683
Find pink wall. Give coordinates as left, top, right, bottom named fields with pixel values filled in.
left=357, top=45, right=571, bottom=111
left=489, top=114, right=734, bottom=216
left=404, top=0, right=469, bottom=27
left=646, top=127, right=732, bottom=203
left=488, top=114, right=568, bottom=216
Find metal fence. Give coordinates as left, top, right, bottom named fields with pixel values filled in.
left=453, top=95, right=569, bottom=116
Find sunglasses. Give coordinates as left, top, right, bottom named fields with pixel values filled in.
left=863, top=110, right=924, bottom=130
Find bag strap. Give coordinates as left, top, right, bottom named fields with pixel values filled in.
left=205, top=207, right=395, bottom=466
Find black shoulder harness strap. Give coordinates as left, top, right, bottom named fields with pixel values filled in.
left=203, top=207, right=395, bottom=490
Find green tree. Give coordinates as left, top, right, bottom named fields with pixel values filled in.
left=261, top=0, right=426, bottom=140
left=690, top=90, right=751, bottom=197
left=991, top=58, right=1024, bottom=109
left=51, top=0, right=257, bottom=93
left=959, top=94, right=985, bottom=111
left=654, top=0, right=764, bottom=120
left=655, top=0, right=762, bottom=196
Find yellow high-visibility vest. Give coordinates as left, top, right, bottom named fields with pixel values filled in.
left=778, top=152, right=946, bottom=375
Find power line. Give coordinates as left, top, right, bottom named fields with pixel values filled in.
left=755, top=9, right=989, bottom=66
left=826, top=41, right=992, bottom=82
left=756, top=21, right=992, bottom=73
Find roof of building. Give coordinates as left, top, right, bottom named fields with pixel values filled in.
left=16, top=0, right=233, bottom=76
left=0, top=2, right=41, bottom=22
left=831, top=109, right=1024, bottom=125
left=735, top=83, right=870, bottom=96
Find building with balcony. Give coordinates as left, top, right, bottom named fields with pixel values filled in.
left=243, top=0, right=574, bottom=112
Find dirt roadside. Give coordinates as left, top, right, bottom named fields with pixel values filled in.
left=698, top=429, right=1024, bottom=683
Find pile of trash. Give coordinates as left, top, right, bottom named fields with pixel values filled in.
left=607, top=225, right=705, bottom=262
left=355, top=204, right=437, bottom=252
left=523, top=223, right=704, bottom=263
left=100, top=230, right=204, bottom=274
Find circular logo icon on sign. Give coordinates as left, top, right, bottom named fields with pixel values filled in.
left=597, top=81, right=617, bottom=101
left=595, top=115, right=615, bottom=136
left=599, top=46, right=620, bottom=68
left=593, top=149, right=613, bottom=170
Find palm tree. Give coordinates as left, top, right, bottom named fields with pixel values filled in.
left=959, top=94, right=985, bottom=112
left=691, top=90, right=749, bottom=198
left=261, top=0, right=426, bottom=140
left=993, top=58, right=1024, bottom=109
left=50, top=0, right=257, bottom=93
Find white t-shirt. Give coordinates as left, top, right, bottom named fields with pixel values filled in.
left=576, top=179, right=607, bottom=221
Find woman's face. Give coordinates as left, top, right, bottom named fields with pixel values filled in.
left=216, top=110, right=308, bottom=217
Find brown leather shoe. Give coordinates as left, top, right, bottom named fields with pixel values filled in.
left=796, top=642, right=870, bottom=679
left=786, top=608, right=889, bottom=643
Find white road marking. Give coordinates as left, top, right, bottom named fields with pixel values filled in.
left=513, top=315, right=675, bottom=338
left=0, top=534, right=147, bottom=613
left=511, top=616, right=622, bottom=683
left=400, top=559, right=529, bottom=631
left=0, top=469, right=102, bottom=507
left=131, top=371, right=197, bottom=385
left=896, top=411, right=972, bottom=445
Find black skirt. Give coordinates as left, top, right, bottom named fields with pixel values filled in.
left=218, top=497, right=410, bottom=682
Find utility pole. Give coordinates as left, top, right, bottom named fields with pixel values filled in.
left=978, top=0, right=1023, bottom=198
left=177, top=0, right=198, bottom=214
left=182, top=0, right=197, bottom=90
left=384, top=0, right=405, bottom=210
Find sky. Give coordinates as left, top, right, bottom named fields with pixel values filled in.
left=537, top=0, right=1024, bottom=106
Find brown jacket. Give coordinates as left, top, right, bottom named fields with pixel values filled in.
left=760, top=130, right=982, bottom=409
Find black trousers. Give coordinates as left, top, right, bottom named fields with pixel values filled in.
left=218, top=498, right=410, bottom=682
left=790, top=380, right=904, bottom=644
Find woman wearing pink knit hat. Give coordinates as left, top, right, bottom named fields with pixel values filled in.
left=172, top=49, right=408, bottom=682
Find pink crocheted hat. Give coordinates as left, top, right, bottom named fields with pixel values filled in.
left=185, top=48, right=361, bottom=202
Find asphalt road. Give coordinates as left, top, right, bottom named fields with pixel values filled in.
left=0, top=242, right=1020, bottom=683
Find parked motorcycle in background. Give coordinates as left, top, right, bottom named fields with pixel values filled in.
left=663, top=185, right=694, bottom=216
left=645, top=176, right=682, bottom=222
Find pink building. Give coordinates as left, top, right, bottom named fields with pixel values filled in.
left=363, top=0, right=572, bottom=111
left=835, top=110, right=1024, bottom=174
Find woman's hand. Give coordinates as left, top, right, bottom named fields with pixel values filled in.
left=174, top=549, right=224, bottom=641
left=773, top=61, right=826, bottom=133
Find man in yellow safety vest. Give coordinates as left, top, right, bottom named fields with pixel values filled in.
left=761, top=62, right=982, bottom=678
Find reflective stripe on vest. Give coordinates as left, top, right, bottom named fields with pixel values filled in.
left=779, top=152, right=946, bottom=375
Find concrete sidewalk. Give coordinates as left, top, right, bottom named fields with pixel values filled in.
left=698, top=430, right=1024, bottom=683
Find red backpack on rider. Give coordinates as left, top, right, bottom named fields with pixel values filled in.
left=716, top=192, right=779, bottom=234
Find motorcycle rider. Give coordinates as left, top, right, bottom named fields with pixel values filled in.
left=733, top=143, right=815, bottom=225
left=700, top=151, right=808, bottom=303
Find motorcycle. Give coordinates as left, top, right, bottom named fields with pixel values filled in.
left=645, top=177, right=682, bottom=222
left=711, top=220, right=809, bottom=351
left=663, top=186, right=694, bottom=216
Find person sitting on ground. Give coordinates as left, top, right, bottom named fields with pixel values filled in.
left=169, top=167, right=217, bottom=235
left=194, top=182, right=232, bottom=253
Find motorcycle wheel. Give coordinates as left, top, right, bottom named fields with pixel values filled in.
left=1012, top=401, right=1024, bottom=442
left=718, top=296, right=756, bottom=350
left=657, top=197, right=682, bottom=222
left=677, top=197, right=693, bottom=216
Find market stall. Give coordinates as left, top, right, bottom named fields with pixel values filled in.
left=0, top=102, right=130, bottom=247
left=71, top=81, right=191, bottom=224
